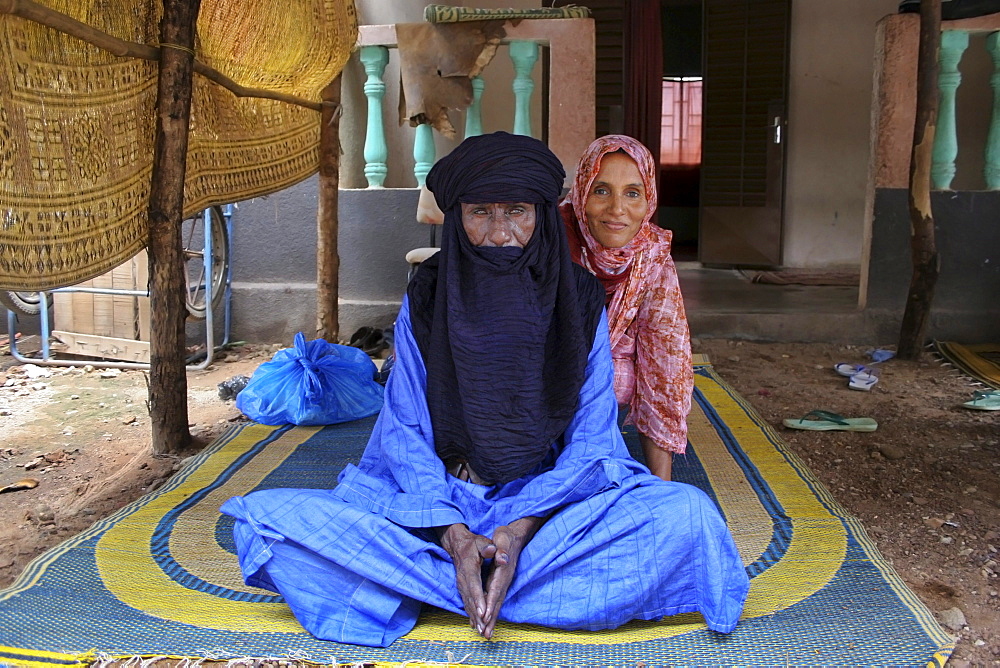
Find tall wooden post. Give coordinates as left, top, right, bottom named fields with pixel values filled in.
left=148, top=0, right=201, bottom=453
left=898, top=0, right=941, bottom=360
left=316, top=74, right=342, bottom=342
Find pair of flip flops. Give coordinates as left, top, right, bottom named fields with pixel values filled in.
left=834, top=363, right=880, bottom=391
left=961, top=390, right=1000, bottom=411
left=783, top=409, right=879, bottom=432
left=348, top=326, right=389, bottom=357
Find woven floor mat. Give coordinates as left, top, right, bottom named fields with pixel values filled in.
left=932, top=340, right=1000, bottom=389
left=0, top=366, right=953, bottom=667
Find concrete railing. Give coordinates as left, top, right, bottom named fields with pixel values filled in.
left=354, top=19, right=595, bottom=189
left=870, top=12, right=1000, bottom=191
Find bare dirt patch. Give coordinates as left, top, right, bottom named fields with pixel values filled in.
left=0, top=336, right=997, bottom=665
left=0, top=338, right=273, bottom=587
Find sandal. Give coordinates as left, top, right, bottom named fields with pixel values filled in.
left=782, top=409, right=878, bottom=432
left=961, top=390, right=1000, bottom=411
left=348, top=326, right=377, bottom=348
left=848, top=368, right=879, bottom=391
left=834, top=362, right=866, bottom=377
left=348, top=326, right=387, bottom=356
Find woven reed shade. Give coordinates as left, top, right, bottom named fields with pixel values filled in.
left=0, top=0, right=357, bottom=290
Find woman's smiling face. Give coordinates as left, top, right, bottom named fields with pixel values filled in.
left=583, top=151, right=648, bottom=249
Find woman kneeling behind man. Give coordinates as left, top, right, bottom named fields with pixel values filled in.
left=562, top=134, right=692, bottom=482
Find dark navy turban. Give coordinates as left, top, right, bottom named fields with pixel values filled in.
left=407, top=132, right=604, bottom=485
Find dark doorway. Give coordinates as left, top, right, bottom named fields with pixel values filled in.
left=555, top=0, right=790, bottom=266
left=660, top=0, right=703, bottom=262
left=699, top=0, right=791, bottom=267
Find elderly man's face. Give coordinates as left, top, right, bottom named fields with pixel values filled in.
left=460, top=202, right=536, bottom=247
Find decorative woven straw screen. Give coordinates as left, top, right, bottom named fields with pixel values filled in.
left=0, top=0, right=357, bottom=290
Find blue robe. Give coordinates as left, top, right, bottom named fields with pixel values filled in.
left=221, top=299, right=749, bottom=647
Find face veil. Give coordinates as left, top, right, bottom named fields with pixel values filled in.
left=406, top=132, right=604, bottom=485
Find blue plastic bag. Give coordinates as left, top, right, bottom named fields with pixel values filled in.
left=236, top=332, right=384, bottom=426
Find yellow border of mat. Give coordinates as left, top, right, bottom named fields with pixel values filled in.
left=0, top=364, right=954, bottom=667
left=93, top=374, right=844, bottom=644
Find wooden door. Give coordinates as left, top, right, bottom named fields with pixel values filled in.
left=699, top=0, right=790, bottom=267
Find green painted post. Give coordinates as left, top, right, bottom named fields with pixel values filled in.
left=509, top=40, right=538, bottom=137
left=464, top=76, right=485, bottom=138
left=985, top=32, right=1000, bottom=189
left=931, top=30, right=969, bottom=190
left=360, top=46, right=389, bottom=188
left=413, top=123, right=435, bottom=186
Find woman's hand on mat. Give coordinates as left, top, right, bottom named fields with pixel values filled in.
left=438, top=523, right=497, bottom=636
left=482, top=515, right=545, bottom=639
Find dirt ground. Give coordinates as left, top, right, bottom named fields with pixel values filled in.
left=0, top=334, right=997, bottom=666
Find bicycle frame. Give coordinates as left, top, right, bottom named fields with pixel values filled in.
left=5, top=205, right=234, bottom=371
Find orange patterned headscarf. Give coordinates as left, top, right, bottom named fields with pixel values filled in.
left=560, top=136, right=691, bottom=455
left=561, top=135, right=672, bottom=347
left=564, top=135, right=659, bottom=293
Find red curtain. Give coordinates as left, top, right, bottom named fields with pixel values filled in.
left=624, top=0, right=663, bottom=161
left=624, top=0, right=663, bottom=225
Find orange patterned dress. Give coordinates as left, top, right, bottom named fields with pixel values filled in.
left=560, top=135, right=693, bottom=453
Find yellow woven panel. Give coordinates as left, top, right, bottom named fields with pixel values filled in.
left=0, top=0, right=357, bottom=290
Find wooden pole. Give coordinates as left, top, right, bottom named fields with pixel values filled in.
left=148, top=0, right=201, bottom=454
left=897, top=0, right=941, bottom=360
left=316, top=75, right=342, bottom=342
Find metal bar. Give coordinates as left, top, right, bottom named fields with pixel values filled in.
left=190, top=206, right=216, bottom=371
left=39, top=291, right=50, bottom=359
left=50, top=287, right=149, bottom=297
left=221, top=204, right=234, bottom=346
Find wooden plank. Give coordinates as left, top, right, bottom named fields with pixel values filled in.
left=111, top=256, right=136, bottom=339
left=51, top=251, right=150, bottom=343
left=91, top=269, right=114, bottom=337
left=136, top=249, right=151, bottom=342
left=51, top=331, right=151, bottom=363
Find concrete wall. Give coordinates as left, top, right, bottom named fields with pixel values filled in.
left=229, top=184, right=425, bottom=344
left=783, top=0, right=899, bottom=269
left=865, top=189, right=1000, bottom=342
left=226, top=2, right=1000, bottom=344
left=229, top=0, right=545, bottom=343
left=784, top=1, right=993, bottom=269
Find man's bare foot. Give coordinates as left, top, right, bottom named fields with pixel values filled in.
left=640, top=433, right=673, bottom=481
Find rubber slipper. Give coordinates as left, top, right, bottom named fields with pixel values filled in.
left=834, top=362, right=865, bottom=377
left=849, top=369, right=879, bottom=391
left=961, top=390, right=1000, bottom=411
left=348, top=326, right=377, bottom=347
left=782, top=410, right=878, bottom=432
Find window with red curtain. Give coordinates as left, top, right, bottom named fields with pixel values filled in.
left=660, top=77, right=703, bottom=166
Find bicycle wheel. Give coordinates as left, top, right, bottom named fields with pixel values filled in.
left=0, top=291, right=52, bottom=317
left=182, top=206, right=229, bottom=320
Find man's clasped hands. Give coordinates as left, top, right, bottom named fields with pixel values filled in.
left=436, top=515, right=545, bottom=639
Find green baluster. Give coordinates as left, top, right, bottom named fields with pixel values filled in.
left=413, top=123, right=435, bottom=186
left=931, top=30, right=969, bottom=190
left=360, top=46, right=389, bottom=188
left=985, top=32, right=1000, bottom=189
left=509, top=41, right=538, bottom=137
left=464, top=76, right=485, bottom=138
